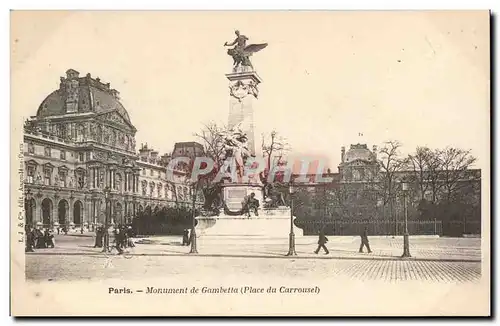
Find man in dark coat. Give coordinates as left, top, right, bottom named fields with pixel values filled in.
left=94, top=226, right=103, bottom=248
left=359, top=226, right=372, bottom=253
left=35, top=228, right=45, bottom=248
left=182, top=229, right=189, bottom=246
left=314, top=228, right=329, bottom=255
left=25, top=226, right=35, bottom=252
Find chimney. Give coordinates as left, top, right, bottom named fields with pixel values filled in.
left=65, top=69, right=80, bottom=79
left=139, top=143, right=151, bottom=160
left=341, top=146, right=345, bottom=163
left=110, top=89, right=120, bottom=100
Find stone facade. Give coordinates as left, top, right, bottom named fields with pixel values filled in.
left=23, top=69, right=203, bottom=229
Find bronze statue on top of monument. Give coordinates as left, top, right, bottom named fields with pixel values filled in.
left=224, top=30, right=267, bottom=72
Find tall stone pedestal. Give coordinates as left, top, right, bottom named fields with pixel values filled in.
left=195, top=207, right=303, bottom=238
left=226, top=69, right=262, bottom=156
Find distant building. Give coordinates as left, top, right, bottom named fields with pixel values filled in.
left=23, top=69, right=203, bottom=229
left=292, top=143, right=481, bottom=236
left=172, top=142, right=205, bottom=159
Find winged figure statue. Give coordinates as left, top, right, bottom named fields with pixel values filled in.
left=224, top=30, right=267, bottom=71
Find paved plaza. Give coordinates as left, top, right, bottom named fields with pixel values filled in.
left=25, top=233, right=482, bottom=283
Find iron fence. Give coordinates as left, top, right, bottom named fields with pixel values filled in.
left=296, top=219, right=443, bottom=236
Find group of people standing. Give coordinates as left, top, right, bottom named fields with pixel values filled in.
left=94, top=224, right=135, bottom=254
left=182, top=228, right=199, bottom=246
left=25, top=225, right=55, bottom=252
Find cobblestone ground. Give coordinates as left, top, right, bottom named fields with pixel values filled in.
left=25, top=234, right=482, bottom=283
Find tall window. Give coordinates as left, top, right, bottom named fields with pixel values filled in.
left=142, top=168, right=146, bottom=175
left=79, top=153, right=84, bottom=162
left=60, top=150, right=66, bottom=160
left=150, top=182, right=155, bottom=197
left=28, top=142, right=34, bottom=154
left=44, top=147, right=51, bottom=157
left=150, top=169, right=153, bottom=176
left=158, top=183, right=162, bottom=198
left=142, top=181, right=147, bottom=196
left=27, top=166, right=35, bottom=183
left=59, top=170, right=67, bottom=187
left=44, top=167, right=52, bottom=185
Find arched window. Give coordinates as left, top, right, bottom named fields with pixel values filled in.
left=158, top=183, right=162, bottom=198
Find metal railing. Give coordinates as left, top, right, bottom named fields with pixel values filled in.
left=296, top=219, right=443, bottom=236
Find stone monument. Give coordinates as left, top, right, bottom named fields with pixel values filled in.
left=194, top=31, right=302, bottom=238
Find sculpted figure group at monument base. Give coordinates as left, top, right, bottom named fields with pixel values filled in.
left=219, top=124, right=252, bottom=179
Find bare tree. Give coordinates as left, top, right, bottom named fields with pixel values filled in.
left=376, top=140, right=404, bottom=235
left=438, top=147, right=477, bottom=202
left=261, top=130, right=291, bottom=176
left=194, top=122, right=226, bottom=170
left=192, top=122, right=228, bottom=213
left=405, top=147, right=437, bottom=202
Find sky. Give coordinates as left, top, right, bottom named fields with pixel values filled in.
left=11, top=11, right=490, bottom=171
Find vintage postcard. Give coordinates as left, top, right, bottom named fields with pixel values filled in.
left=10, top=11, right=490, bottom=316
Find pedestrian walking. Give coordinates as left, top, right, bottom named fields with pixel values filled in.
left=182, top=229, right=189, bottom=246
left=314, top=228, right=329, bottom=255
left=359, top=226, right=372, bottom=253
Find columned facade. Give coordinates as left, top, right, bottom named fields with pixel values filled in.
left=23, top=68, right=203, bottom=229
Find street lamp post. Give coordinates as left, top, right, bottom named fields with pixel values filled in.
left=101, top=186, right=111, bottom=253
left=401, top=181, right=411, bottom=258
left=189, top=182, right=198, bottom=254
left=286, top=182, right=297, bottom=256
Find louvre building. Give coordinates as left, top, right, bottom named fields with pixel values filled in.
left=23, top=69, right=203, bottom=229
